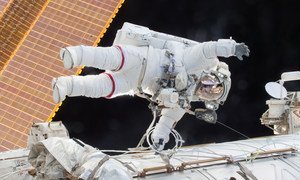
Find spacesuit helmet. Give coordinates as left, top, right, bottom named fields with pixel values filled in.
left=195, top=72, right=224, bottom=101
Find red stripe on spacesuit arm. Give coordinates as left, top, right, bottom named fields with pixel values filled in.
left=114, top=45, right=125, bottom=71
left=102, top=72, right=115, bottom=98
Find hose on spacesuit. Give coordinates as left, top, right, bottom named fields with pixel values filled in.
left=135, top=106, right=157, bottom=149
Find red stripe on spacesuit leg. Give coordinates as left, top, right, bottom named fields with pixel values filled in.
left=114, top=45, right=125, bottom=71
left=102, top=72, right=115, bottom=98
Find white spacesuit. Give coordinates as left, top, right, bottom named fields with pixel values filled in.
left=52, top=23, right=249, bottom=151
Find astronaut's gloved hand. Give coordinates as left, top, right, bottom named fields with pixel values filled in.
left=235, top=43, right=250, bottom=60
left=152, top=138, right=165, bottom=152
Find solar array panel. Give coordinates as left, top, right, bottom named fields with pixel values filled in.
left=0, top=0, right=123, bottom=151
left=0, top=0, right=10, bottom=13
left=0, top=0, right=49, bottom=71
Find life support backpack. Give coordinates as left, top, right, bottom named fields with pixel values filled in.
left=113, top=22, right=199, bottom=48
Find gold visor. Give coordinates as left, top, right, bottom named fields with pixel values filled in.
left=195, top=74, right=224, bottom=101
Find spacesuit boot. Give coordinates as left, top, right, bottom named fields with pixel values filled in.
left=52, top=74, right=114, bottom=103
left=52, top=76, right=73, bottom=103
left=60, top=46, right=83, bottom=69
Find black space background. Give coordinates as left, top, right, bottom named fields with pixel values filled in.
left=53, top=0, right=300, bottom=150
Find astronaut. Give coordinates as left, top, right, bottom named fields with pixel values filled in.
left=52, top=25, right=249, bottom=151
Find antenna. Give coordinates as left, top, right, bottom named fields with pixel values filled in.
left=265, top=82, right=287, bottom=99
